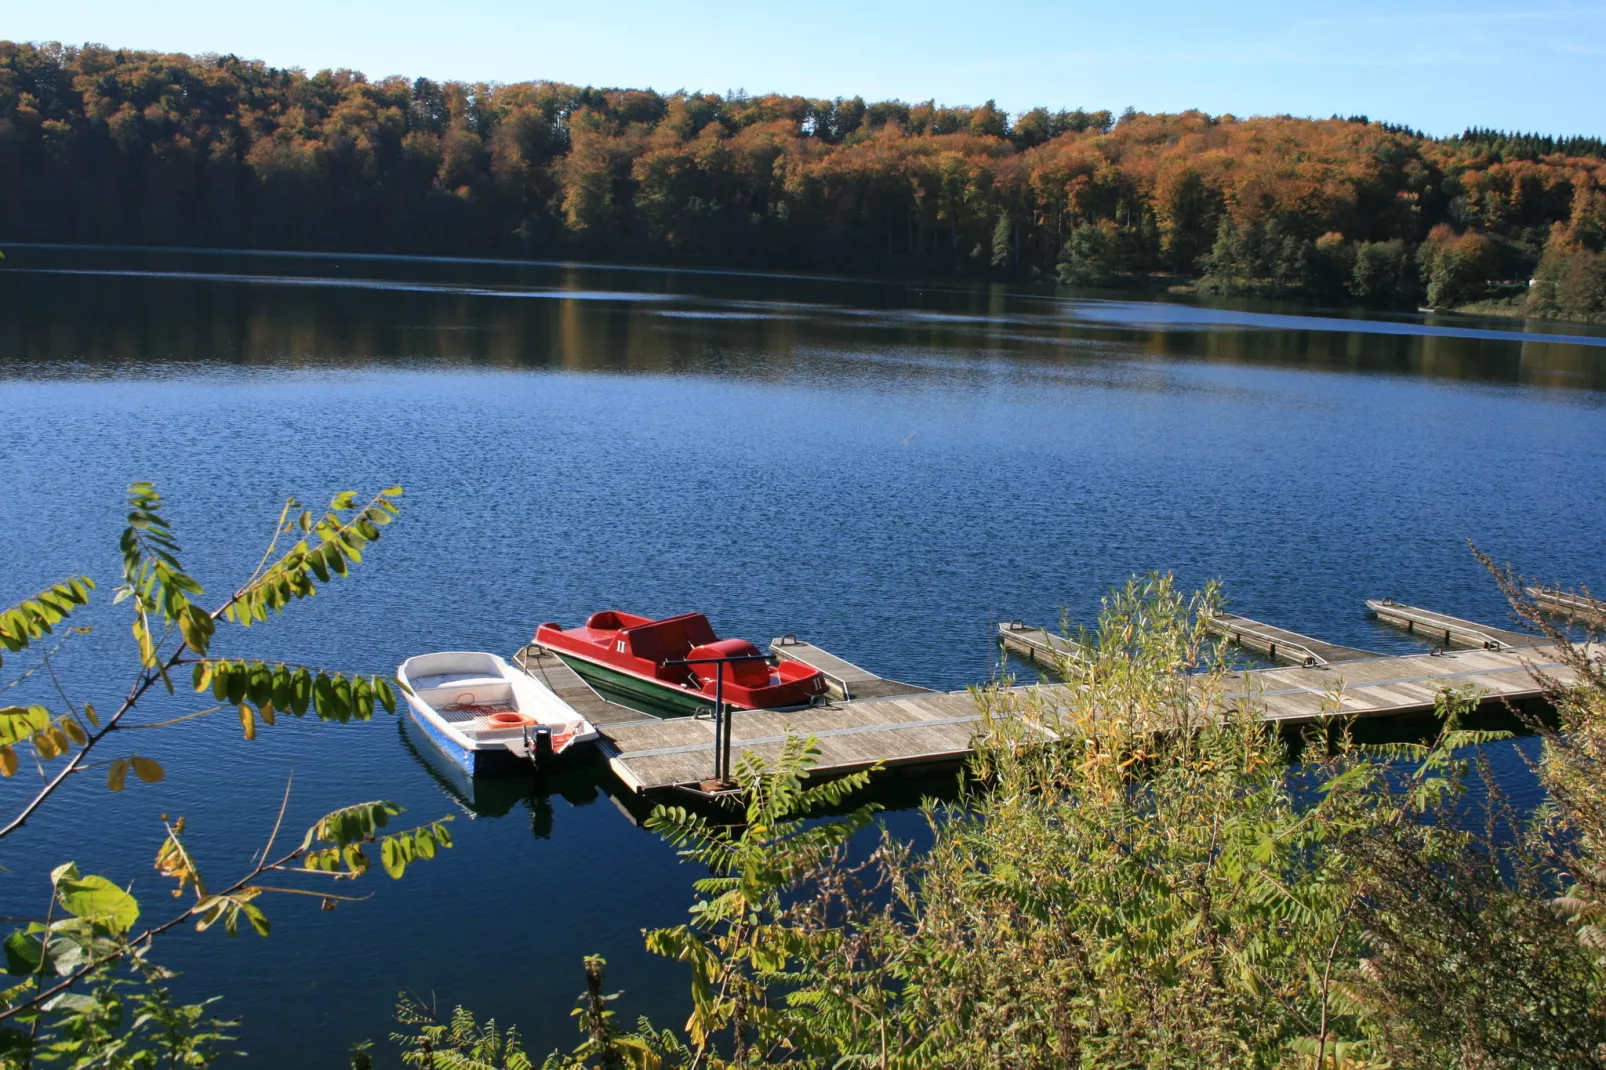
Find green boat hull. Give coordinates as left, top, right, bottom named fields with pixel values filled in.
left=553, top=653, right=714, bottom=719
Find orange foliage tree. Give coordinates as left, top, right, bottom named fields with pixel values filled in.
left=4, top=41, right=1606, bottom=312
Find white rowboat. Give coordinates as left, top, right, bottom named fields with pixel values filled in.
left=397, top=651, right=597, bottom=777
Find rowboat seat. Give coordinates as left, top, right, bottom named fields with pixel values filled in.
left=411, top=672, right=506, bottom=691
left=414, top=675, right=515, bottom=707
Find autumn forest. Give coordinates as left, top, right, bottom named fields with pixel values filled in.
left=3, top=41, right=1605, bottom=320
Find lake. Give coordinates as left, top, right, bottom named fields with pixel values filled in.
left=1, top=246, right=1603, bottom=1064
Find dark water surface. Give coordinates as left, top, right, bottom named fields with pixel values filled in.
left=1, top=248, right=1603, bottom=1064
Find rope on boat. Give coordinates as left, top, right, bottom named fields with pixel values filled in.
left=439, top=702, right=518, bottom=717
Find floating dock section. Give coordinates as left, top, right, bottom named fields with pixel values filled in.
left=769, top=636, right=932, bottom=700
left=997, top=621, right=1083, bottom=668
left=1528, top=587, right=1606, bottom=627
left=1206, top=612, right=1378, bottom=666
left=1366, top=600, right=1541, bottom=651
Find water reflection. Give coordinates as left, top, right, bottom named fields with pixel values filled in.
left=2, top=247, right=1604, bottom=391
left=397, top=715, right=614, bottom=834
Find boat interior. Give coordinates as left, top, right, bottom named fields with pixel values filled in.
left=404, top=652, right=517, bottom=713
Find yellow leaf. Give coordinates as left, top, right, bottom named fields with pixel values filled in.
left=131, top=756, right=164, bottom=783
left=83, top=703, right=99, bottom=728
left=0, top=746, right=16, bottom=777
left=107, top=758, right=129, bottom=792
left=239, top=705, right=255, bottom=741
left=62, top=717, right=87, bottom=747
left=259, top=702, right=276, bottom=727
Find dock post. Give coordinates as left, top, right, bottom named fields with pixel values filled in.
left=719, top=658, right=735, bottom=784
left=665, top=651, right=770, bottom=790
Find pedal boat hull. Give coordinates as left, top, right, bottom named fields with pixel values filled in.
left=533, top=611, right=828, bottom=718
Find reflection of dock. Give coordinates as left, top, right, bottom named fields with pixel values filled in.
left=598, top=607, right=1590, bottom=797
left=1366, top=600, right=1540, bottom=651
left=997, top=621, right=1083, bottom=668
left=1529, top=586, right=1606, bottom=626
left=1206, top=612, right=1377, bottom=666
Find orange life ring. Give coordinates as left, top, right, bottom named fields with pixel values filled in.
left=487, top=711, right=534, bottom=728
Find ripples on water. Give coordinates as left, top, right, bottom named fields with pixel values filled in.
left=0, top=247, right=1602, bottom=1064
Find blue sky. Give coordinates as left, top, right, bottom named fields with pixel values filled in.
left=9, top=0, right=1604, bottom=137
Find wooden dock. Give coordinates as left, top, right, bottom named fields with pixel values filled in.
left=598, top=635, right=1594, bottom=796
left=1529, top=587, right=1606, bottom=626
left=997, top=621, right=1083, bottom=668
left=1205, top=612, right=1378, bottom=667
left=511, top=644, right=658, bottom=727
left=770, top=636, right=932, bottom=700
left=1366, top=600, right=1541, bottom=651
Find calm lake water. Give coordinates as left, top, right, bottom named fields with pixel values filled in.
left=1, top=246, right=1603, bottom=1064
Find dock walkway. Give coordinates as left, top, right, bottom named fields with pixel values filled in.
left=1366, top=600, right=1540, bottom=651
left=1206, top=612, right=1378, bottom=666
left=600, top=639, right=1592, bottom=795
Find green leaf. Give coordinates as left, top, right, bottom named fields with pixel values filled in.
left=224, top=666, right=248, bottom=706
left=271, top=667, right=295, bottom=713
left=312, top=674, right=336, bottom=720
left=178, top=604, right=214, bottom=655
left=210, top=661, right=232, bottom=701
left=381, top=838, right=405, bottom=879
left=240, top=901, right=270, bottom=937
left=3, top=930, right=42, bottom=976
left=57, top=875, right=139, bottom=934
left=130, top=756, right=164, bottom=783
left=290, top=668, right=312, bottom=716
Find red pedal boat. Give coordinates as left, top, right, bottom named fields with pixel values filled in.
left=533, top=611, right=828, bottom=716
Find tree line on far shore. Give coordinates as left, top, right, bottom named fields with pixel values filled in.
left=2, top=41, right=1604, bottom=321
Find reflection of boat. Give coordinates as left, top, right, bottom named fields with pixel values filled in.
left=397, top=717, right=604, bottom=836
left=533, top=611, right=828, bottom=717
left=398, top=652, right=597, bottom=777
